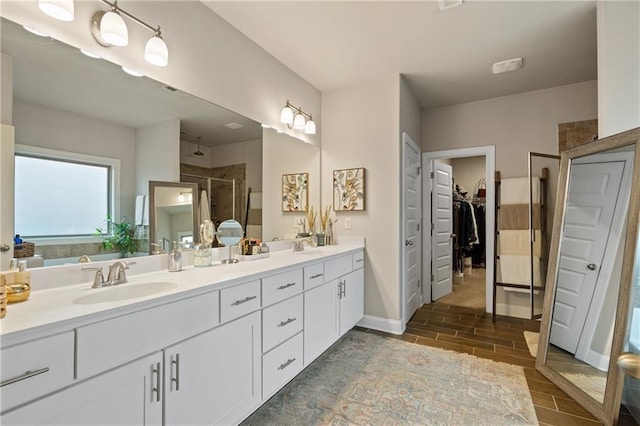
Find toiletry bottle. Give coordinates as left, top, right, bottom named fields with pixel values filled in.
left=7, top=260, right=31, bottom=303
left=169, top=241, right=182, bottom=272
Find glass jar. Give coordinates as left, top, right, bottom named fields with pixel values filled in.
left=194, top=244, right=212, bottom=267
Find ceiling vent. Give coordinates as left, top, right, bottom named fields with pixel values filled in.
left=225, top=122, right=243, bottom=130
left=492, top=57, right=524, bottom=75
left=439, top=0, right=463, bottom=11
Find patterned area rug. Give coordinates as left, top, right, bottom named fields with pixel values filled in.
left=243, top=330, right=538, bottom=425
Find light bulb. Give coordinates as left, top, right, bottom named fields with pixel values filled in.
left=39, top=0, right=74, bottom=22
left=293, top=113, right=306, bottom=130
left=280, top=106, right=294, bottom=124
left=178, top=193, right=185, bottom=202
left=144, top=34, right=168, bottom=67
left=304, top=119, right=316, bottom=135
left=100, top=10, right=128, bottom=47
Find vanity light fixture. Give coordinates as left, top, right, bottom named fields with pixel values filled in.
left=38, top=0, right=74, bottom=22
left=90, top=0, right=169, bottom=67
left=178, top=192, right=192, bottom=203
left=279, top=100, right=317, bottom=135
left=194, top=136, right=204, bottom=156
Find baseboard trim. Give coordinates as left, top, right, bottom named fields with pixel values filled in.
left=357, top=315, right=405, bottom=335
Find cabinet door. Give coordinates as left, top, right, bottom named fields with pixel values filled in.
left=339, top=268, right=364, bottom=335
left=164, top=311, right=261, bottom=426
left=304, top=279, right=339, bottom=365
left=1, top=353, right=162, bottom=426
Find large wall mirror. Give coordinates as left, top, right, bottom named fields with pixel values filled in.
left=0, top=16, right=320, bottom=268
left=536, top=127, right=640, bottom=425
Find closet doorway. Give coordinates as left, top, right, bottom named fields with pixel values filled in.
left=422, top=146, right=496, bottom=313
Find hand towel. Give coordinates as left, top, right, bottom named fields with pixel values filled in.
left=142, top=195, right=149, bottom=226
left=499, top=230, right=542, bottom=256
left=499, top=204, right=541, bottom=230
left=135, top=195, right=145, bottom=225
left=498, top=254, right=542, bottom=286
left=501, top=177, right=540, bottom=204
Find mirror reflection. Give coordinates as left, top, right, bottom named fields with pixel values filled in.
left=0, top=17, right=270, bottom=267
left=148, top=181, right=199, bottom=253
left=546, top=144, right=634, bottom=403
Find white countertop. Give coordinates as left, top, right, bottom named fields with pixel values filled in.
left=0, top=243, right=364, bottom=347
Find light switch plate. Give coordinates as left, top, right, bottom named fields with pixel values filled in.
left=344, top=217, right=352, bottom=230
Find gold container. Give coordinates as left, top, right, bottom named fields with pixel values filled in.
left=7, top=283, right=30, bottom=304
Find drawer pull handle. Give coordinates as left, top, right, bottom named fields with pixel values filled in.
left=232, top=295, right=257, bottom=306
left=277, top=282, right=296, bottom=290
left=1, top=367, right=49, bottom=387
left=152, top=362, right=161, bottom=402
left=172, top=354, right=180, bottom=391
left=310, top=273, right=324, bottom=279
left=278, top=358, right=296, bottom=371
left=278, top=317, right=297, bottom=327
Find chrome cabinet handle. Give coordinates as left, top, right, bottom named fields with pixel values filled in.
left=310, top=273, right=324, bottom=279
left=587, top=263, right=597, bottom=271
left=277, top=358, right=296, bottom=370
left=151, top=362, right=161, bottom=402
left=277, top=282, right=296, bottom=290
left=342, top=280, right=347, bottom=297
left=232, top=295, right=257, bottom=306
left=171, top=354, right=180, bottom=391
left=1, top=367, right=49, bottom=387
left=277, top=317, right=296, bottom=327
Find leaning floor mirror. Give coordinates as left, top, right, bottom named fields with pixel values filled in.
left=536, top=127, right=640, bottom=425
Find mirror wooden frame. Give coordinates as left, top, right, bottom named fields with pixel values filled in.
left=148, top=181, right=200, bottom=253
left=535, top=127, right=640, bottom=425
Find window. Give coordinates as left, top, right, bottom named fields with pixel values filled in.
left=15, top=147, right=117, bottom=238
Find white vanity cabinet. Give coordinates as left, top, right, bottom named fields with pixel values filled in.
left=163, top=311, right=261, bottom=426
left=304, top=251, right=365, bottom=365
left=1, top=352, right=163, bottom=426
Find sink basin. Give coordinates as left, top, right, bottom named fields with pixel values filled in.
left=73, top=281, right=178, bottom=304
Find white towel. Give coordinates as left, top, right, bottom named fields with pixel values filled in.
left=142, top=195, right=149, bottom=226
left=499, top=230, right=542, bottom=256
left=135, top=195, right=145, bottom=225
left=501, top=177, right=540, bottom=205
left=497, top=254, right=542, bottom=286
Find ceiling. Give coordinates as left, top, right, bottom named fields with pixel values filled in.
left=0, top=18, right=262, bottom=147
left=204, top=0, right=598, bottom=109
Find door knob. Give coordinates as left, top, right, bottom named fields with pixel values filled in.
left=587, top=263, right=597, bottom=271
left=450, top=234, right=456, bottom=239
left=0, top=244, right=9, bottom=252
left=618, top=352, right=640, bottom=379
left=405, top=240, right=414, bottom=246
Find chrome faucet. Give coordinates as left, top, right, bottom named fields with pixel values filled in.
left=293, top=238, right=313, bottom=252
left=106, top=261, right=134, bottom=285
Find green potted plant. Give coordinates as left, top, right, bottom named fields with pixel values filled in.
left=96, top=216, right=137, bottom=258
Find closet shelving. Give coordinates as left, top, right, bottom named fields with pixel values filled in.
left=492, top=168, right=550, bottom=321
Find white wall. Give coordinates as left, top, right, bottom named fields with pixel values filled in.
left=135, top=118, right=181, bottom=196
left=0, top=1, right=320, bottom=146
left=1, top=53, right=12, bottom=125
left=322, top=74, right=401, bottom=322
left=597, top=1, right=640, bottom=137
left=12, top=98, right=136, bottom=221
left=399, top=75, right=422, bottom=146
left=450, top=156, right=485, bottom=197
left=263, top=129, right=320, bottom=241
left=211, top=139, right=262, bottom=195
left=423, top=80, right=598, bottom=178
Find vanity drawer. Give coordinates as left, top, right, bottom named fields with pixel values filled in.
left=262, top=332, right=303, bottom=399
left=76, top=290, right=219, bottom=380
left=324, top=254, right=353, bottom=282
left=262, top=269, right=302, bottom=307
left=303, top=262, right=325, bottom=290
left=262, top=294, right=303, bottom=352
left=0, top=332, right=74, bottom=413
left=352, top=251, right=364, bottom=270
left=220, top=280, right=261, bottom=323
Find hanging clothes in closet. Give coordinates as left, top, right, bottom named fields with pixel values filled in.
left=452, top=185, right=479, bottom=273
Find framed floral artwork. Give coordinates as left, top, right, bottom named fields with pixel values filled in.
left=333, top=168, right=365, bottom=211
left=282, top=172, right=309, bottom=212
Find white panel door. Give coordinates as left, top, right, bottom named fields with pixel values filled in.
left=431, top=160, right=453, bottom=300
left=0, top=124, right=14, bottom=270
left=403, top=134, right=422, bottom=324
left=550, top=161, right=625, bottom=353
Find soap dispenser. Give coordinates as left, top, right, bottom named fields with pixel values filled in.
left=169, top=241, right=182, bottom=272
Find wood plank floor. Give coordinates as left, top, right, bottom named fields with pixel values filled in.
left=357, top=303, right=638, bottom=425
